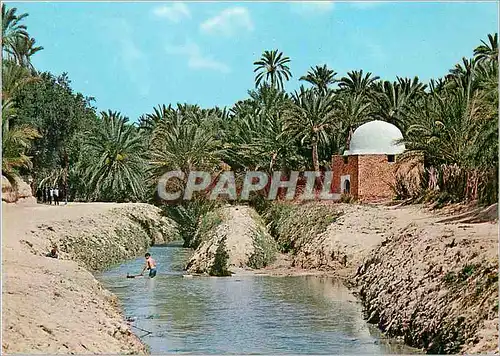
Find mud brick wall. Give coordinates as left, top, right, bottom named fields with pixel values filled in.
left=357, top=154, right=396, bottom=201
left=331, top=155, right=359, bottom=197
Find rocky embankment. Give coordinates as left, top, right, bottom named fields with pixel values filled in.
left=2, top=202, right=178, bottom=354
left=291, top=204, right=427, bottom=275
left=2, top=175, right=36, bottom=204
left=355, top=214, right=498, bottom=354
left=264, top=202, right=498, bottom=354
left=185, top=205, right=277, bottom=275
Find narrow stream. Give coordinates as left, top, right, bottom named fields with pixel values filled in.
left=97, top=242, right=416, bottom=354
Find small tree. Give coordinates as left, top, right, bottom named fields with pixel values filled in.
left=209, top=237, right=232, bottom=277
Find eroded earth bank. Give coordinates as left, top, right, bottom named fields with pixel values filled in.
left=2, top=202, right=178, bottom=354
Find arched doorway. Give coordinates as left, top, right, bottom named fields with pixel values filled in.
left=343, top=179, right=351, bottom=194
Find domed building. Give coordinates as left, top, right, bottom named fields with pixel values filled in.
left=331, top=120, right=405, bottom=201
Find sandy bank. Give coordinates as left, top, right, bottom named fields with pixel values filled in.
left=258, top=202, right=498, bottom=353
left=2, top=202, right=178, bottom=354
left=291, top=203, right=433, bottom=276
left=355, top=209, right=498, bottom=353
left=185, top=205, right=277, bottom=275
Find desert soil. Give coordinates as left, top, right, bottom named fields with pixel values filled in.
left=2, top=202, right=176, bottom=354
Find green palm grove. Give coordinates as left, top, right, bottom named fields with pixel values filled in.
left=2, top=4, right=498, bottom=208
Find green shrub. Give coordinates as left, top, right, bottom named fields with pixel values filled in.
left=340, top=193, right=356, bottom=203
left=163, top=198, right=221, bottom=248
left=209, top=238, right=232, bottom=277
left=257, top=201, right=297, bottom=239
left=458, top=264, right=476, bottom=281
left=248, top=226, right=278, bottom=269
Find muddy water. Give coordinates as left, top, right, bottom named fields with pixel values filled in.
left=97, top=242, right=417, bottom=354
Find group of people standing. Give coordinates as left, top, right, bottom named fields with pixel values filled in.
left=37, top=186, right=64, bottom=205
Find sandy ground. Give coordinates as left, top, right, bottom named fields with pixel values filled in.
left=1, top=202, right=168, bottom=354
left=259, top=203, right=496, bottom=274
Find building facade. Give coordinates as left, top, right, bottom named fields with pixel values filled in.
left=331, top=120, right=405, bottom=202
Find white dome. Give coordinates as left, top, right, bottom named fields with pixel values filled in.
left=344, top=120, right=405, bottom=156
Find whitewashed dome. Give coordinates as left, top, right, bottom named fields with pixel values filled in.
left=344, top=120, right=405, bottom=156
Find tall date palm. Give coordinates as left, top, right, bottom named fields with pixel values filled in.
left=81, top=110, right=146, bottom=202
left=253, top=50, right=292, bottom=91
left=2, top=5, right=29, bottom=58
left=285, top=87, right=337, bottom=173
left=299, top=64, right=337, bottom=95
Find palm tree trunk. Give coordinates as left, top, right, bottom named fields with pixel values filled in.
left=312, top=139, right=320, bottom=174
left=269, top=152, right=277, bottom=171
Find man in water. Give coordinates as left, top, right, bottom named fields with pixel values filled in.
left=140, top=252, right=157, bottom=278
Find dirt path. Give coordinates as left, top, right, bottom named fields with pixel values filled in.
left=2, top=202, right=174, bottom=354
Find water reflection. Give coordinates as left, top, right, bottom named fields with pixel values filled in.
left=97, top=243, right=417, bottom=354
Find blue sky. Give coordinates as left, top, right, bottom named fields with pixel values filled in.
left=9, top=1, right=499, bottom=121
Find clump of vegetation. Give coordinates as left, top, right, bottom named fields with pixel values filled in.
left=459, top=264, right=476, bottom=280
left=340, top=193, right=356, bottom=203
left=248, top=209, right=278, bottom=268
left=209, top=237, right=232, bottom=277
left=163, top=199, right=221, bottom=248
left=255, top=200, right=297, bottom=239
left=443, top=264, right=480, bottom=286
left=247, top=225, right=278, bottom=269
left=259, top=202, right=341, bottom=253
left=443, top=271, right=457, bottom=285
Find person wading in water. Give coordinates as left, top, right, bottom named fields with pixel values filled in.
left=140, top=252, right=157, bottom=278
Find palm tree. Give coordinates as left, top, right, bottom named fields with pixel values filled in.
left=253, top=50, right=292, bottom=91
left=81, top=110, right=146, bottom=202
left=1, top=60, right=41, bottom=185
left=299, top=64, right=337, bottom=95
left=334, top=91, right=372, bottom=151
left=224, top=84, right=301, bottom=171
left=138, top=104, right=174, bottom=136
left=2, top=5, right=29, bottom=59
left=371, top=77, right=426, bottom=131
left=401, top=59, right=498, bottom=204
left=474, top=33, right=498, bottom=63
left=8, top=36, right=43, bottom=70
left=447, top=57, right=476, bottom=87
left=284, top=87, right=337, bottom=173
left=429, top=78, right=446, bottom=94
left=248, top=83, right=291, bottom=116
left=2, top=99, right=40, bottom=184
left=225, top=108, right=303, bottom=172
left=397, top=76, right=427, bottom=97
left=149, top=106, right=225, bottom=183
left=338, top=70, right=379, bottom=97
left=2, top=60, right=40, bottom=102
